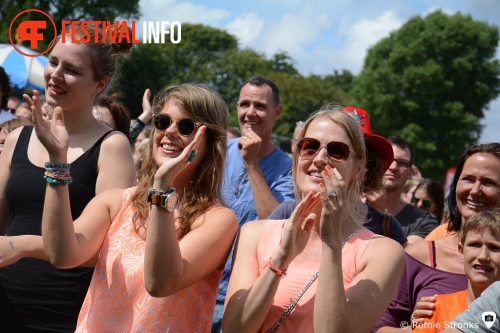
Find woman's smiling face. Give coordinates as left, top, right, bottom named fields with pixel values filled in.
left=456, top=153, right=500, bottom=222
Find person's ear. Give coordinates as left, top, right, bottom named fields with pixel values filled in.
left=274, top=104, right=282, bottom=120
left=95, top=78, right=109, bottom=96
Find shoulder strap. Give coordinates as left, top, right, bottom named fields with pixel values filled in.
left=382, top=213, right=391, bottom=237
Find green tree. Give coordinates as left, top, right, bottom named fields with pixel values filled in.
left=351, top=10, right=500, bottom=180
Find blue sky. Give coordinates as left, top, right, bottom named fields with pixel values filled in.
left=139, top=0, right=500, bottom=143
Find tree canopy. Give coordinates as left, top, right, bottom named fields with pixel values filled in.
left=351, top=10, right=500, bottom=180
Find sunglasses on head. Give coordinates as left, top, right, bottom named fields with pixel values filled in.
left=412, top=196, right=432, bottom=208
left=297, top=137, right=356, bottom=162
left=152, top=113, right=201, bottom=136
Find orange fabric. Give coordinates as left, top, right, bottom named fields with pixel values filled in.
left=256, top=220, right=375, bottom=333
left=425, top=223, right=455, bottom=241
left=76, top=188, right=222, bottom=332
left=413, top=290, right=468, bottom=333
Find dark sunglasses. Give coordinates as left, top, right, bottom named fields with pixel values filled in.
left=412, top=196, right=432, bottom=208
left=297, top=137, right=356, bottom=162
left=152, top=113, right=201, bottom=136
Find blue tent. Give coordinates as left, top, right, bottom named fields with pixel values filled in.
left=0, top=44, right=48, bottom=93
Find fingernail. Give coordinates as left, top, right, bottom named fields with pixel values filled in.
left=188, top=150, right=197, bottom=162
left=319, top=183, right=324, bottom=188
left=322, top=170, right=327, bottom=176
left=326, top=165, right=332, bottom=170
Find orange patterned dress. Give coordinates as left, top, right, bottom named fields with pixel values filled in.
left=76, top=187, right=222, bottom=333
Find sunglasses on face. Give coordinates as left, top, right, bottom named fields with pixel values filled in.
left=152, top=113, right=201, bottom=136
left=412, top=196, right=432, bottom=208
left=297, top=137, right=356, bottom=162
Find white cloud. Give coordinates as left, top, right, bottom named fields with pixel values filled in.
left=224, top=13, right=265, bottom=45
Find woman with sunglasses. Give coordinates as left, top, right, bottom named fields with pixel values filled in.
left=37, top=83, right=238, bottom=332
left=410, top=178, right=445, bottom=222
left=223, top=105, right=405, bottom=333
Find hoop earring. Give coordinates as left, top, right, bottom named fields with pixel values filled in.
left=285, top=169, right=294, bottom=193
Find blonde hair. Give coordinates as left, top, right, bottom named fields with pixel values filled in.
left=292, top=104, right=366, bottom=223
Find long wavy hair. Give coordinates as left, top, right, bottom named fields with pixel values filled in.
left=131, top=83, right=228, bottom=239
left=447, top=143, right=500, bottom=233
left=292, top=104, right=367, bottom=224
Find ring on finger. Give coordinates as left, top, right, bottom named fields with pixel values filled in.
left=327, top=190, right=337, bottom=197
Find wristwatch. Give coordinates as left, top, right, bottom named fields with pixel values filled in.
left=147, top=188, right=179, bottom=212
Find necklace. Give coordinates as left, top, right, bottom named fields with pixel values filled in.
left=267, top=226, right=365, bottom=333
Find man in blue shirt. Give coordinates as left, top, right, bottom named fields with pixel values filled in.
left=212, top=76, right=294, bottom=332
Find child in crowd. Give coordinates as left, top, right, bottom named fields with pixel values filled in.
left=413, top=208, right=500, bottom=333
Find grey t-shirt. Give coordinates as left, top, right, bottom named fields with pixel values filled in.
left=451, top=281, right=500, bottom=332
left=394, top=203, right=439, bottom=238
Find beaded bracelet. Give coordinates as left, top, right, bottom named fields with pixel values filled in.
left=44, top=162, right=72, bottom=185
left=268, top=258, right=287, bottom=279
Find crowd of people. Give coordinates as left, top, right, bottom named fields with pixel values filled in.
left=0, top=22, right=499, bottom=333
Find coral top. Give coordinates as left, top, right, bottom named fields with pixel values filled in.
left=256, top=219, right=375, bottom=333
left=76, top=188, right=222, bottom=333
left=413, top=290, right=468, bottom=333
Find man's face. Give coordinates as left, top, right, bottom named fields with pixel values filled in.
left=384, top=145, right=412, bottom=194
left=236, top=84, right=281, bottom=139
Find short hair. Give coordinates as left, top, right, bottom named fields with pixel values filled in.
left=0, top=66, right=12, bottom=110
left=0, top=117, right=33, bottom=133
left=461, top=208, right=500, bottom=245
left=242, top=76, right=280, bottom=106
left=388, top=134, right=414, bottom=166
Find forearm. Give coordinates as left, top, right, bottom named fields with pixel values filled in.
left=223, top=266, right=284, bottom=333
left=41, top=184, right=81, bottom=268
left=377, top=326, right=412, bottom=332
left=245, top=163, right=280, bottom=219
left=314, top=242, right=355, bottom=333
left=9, top=235, right=47, bottom=260
left=144, top=206, right=184, bottom=297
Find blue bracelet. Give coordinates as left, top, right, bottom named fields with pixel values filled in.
left=44, top=175, right=73, bottom=185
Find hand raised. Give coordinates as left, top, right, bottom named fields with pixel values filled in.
left=153, top=126, right=206, bottom=189
left=319, top=166, right=348, bottom=244
left=237, top=128, right=261, bottom=164
left=276, top=191, right=321, bottom=266
left=24, top=90, right=68, bottom=161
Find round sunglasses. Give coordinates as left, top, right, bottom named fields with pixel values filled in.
left=152, top=113, right=202, bottom=136
left=297, top=137, right=357, bottom=162
left=411, top=195, right=432, bottom=208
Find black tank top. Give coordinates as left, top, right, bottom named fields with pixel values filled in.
left=0, top=126, right=114, bottom=332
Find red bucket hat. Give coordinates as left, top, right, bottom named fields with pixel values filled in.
left=343, top=106, right=394, bottom=171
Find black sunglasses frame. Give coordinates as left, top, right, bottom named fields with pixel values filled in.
left=152, top=113, right=202, bottom=137
left=297, top=137, right=356, bottom=162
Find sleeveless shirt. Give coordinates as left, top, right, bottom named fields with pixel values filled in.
left=0, top=126, right=113, bottom=332
left=256, top=219, right=375, bottom=333
left=77, top=188, right=222, bottom=332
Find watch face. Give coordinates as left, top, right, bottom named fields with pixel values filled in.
left=165, top=192, right=179, bottom=212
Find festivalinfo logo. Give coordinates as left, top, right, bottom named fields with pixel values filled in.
left=9, top=9, right=181, bottom=57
